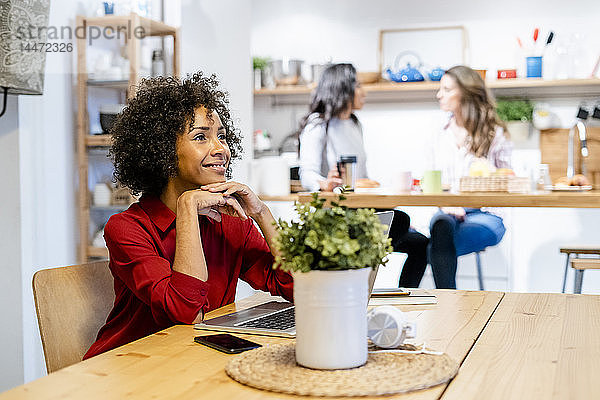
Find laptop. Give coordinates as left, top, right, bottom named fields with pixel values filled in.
left=194, top=211, right=395, bottom=338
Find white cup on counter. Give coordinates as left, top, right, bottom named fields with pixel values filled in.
left=392, top=171, right=412, bottom=193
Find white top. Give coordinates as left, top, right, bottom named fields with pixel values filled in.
left=299, top=114, right=368, bottom=192
left=432, top=118, right=512, bottom=192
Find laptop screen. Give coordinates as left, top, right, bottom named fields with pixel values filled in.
left=368, top=211, right=395, bottom=295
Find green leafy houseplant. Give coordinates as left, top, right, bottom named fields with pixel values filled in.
left=496, top=99, right=534, bottom=122
left=252, top=56, right=269, bottom=71
left=273, top=193, right=393, bottom=273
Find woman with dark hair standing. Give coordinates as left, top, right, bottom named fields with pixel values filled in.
left=427, top=65, right=512, bottom=289
left=84, top=72, right=293, bottom=358
left=298, top=63, right=428, bottom=288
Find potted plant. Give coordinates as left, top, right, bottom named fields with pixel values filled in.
left=273, top=194, right=392, bottom=369
left=252, top=56, right=270, bottom=90
left=496, top=98, right=534, bottom=142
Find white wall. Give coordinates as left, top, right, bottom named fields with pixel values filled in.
left=251, top=0, right=600, bottom=293
left=181, top=0, right=253, bottom=182
left=0, top=99, right=24, bottom=391
left=15, top=0, right=82, bottom=385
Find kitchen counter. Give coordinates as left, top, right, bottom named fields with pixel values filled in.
left=294, top=190, right=600, bottom=208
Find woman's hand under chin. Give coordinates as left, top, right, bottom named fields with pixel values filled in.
left=200, top=181, right=266, bottom=220
left=177, top=189, right=248, bottom=223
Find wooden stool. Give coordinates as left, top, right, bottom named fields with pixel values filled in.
left=559, top=246, right=600, bottom=293
left=571, top=259, right=600, bottom=294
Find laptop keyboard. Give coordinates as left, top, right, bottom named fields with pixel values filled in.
left=237, top=307, right=295, bottom=330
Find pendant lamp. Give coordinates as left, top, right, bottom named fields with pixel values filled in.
left=0, top=0, right=51, bottom=117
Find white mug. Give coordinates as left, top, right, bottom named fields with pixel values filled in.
left=393, top=171, right=412, bottom=193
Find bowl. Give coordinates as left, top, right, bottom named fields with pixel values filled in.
left=99, top=104, right=125, bottom=134
left=357, top=71, right=380, bottom=84
left=269, top=59, right=304, bottom=86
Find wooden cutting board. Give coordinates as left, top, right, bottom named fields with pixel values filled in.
left=539, top=126, right=600, bottom=186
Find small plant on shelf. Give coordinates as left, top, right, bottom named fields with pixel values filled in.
left=252, top=56, right=270, bottom=71
left=496, top=99, right=534, bottom=122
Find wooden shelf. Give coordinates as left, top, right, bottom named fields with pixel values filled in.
left=254, top=78, right=600, bottom=103
left=87, top=79, right=129, bottom=90
left=76, top=14, right=180, bottom=262
left=86, top=134, right=112, bottom=147
left=87, top=246, right=109, bottom=259
left=83, top=14, right=177, bottom=36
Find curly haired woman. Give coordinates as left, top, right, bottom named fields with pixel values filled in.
left=84, top=72, right=293, bottom=358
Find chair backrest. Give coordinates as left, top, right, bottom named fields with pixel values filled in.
left=32, top=260, right=114, bottom=373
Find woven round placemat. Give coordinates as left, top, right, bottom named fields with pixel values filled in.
left=225, top=343, right=458, bottom=397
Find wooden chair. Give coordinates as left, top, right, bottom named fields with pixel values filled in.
left=559, top=246, right=600, bottom=293
left=571, top=258, right=600, bottom=294
left=32, top=260, right=114, bottom=373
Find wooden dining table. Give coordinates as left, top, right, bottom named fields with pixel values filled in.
left=1, top=290, right=598, bottom=400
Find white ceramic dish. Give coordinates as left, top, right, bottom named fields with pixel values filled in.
left=550, top=185, right=593, bottom=192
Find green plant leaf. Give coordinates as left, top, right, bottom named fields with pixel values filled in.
left=496, top=98, right=534, bottom=122
left=273, top=194, right=393, bottom=273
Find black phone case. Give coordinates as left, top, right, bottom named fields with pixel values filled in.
left=194, top=335, right=261, bottom=354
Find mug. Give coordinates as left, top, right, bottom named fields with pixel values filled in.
left=421, top=170, right=442, bottom=194
left=337, top=155, right=357, bottom=191
left=393, top=171, right=412, bottom=193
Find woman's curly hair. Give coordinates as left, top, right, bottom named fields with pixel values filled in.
left=109, top=71, right=243, bottom=197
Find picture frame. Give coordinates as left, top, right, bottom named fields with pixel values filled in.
left=378, top=26, right=468, bottom=78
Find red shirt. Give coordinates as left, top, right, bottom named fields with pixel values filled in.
left=84, top=196, right=293, bottom=359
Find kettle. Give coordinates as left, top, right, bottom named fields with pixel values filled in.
left=427, top=66, right=445, bottom=81
left=386, top=51, right=424, bottom=82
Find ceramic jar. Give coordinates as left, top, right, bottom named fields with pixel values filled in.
left=292, top=268, right=370, bottom=369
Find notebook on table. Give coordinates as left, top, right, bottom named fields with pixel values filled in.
left=194, top=211, right=395, bottom=338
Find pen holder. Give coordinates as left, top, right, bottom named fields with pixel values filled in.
left=526, top=56, right=543, bottom=78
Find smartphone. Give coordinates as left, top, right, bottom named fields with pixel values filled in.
left=194, top=334, right=262, bottom=354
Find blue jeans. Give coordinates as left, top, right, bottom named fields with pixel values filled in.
left=428, top=209, right=506, bottom=289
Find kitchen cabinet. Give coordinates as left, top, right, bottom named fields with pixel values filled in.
left=76, top=13, right=179, bottom=262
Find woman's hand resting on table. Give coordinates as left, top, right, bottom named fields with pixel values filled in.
left=200, top=181, right=267, bottom=220
left=441, top=207, right=466, bottom=221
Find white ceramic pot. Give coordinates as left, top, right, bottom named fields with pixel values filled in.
left=292, top=268, right=370, bottom=369
left=506, top=121, right=531, bottom=143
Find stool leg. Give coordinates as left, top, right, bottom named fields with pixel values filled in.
left=573, top=269, right=585, bottom=294
left=475, top=252, right=484, bottom=291
left=561, top=253, right=571, bottom=293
